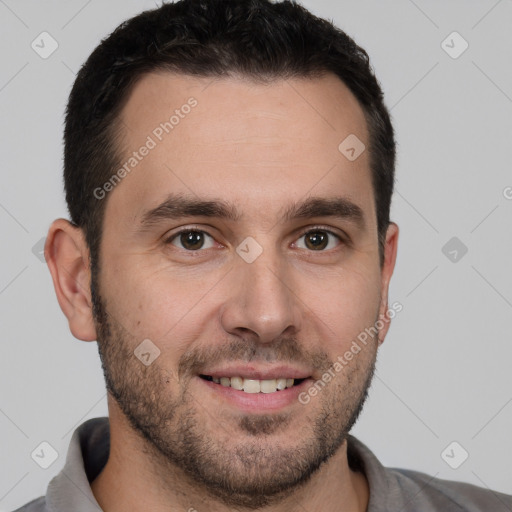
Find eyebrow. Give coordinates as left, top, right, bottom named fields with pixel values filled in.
left=138, top=193, right=365, bottom=229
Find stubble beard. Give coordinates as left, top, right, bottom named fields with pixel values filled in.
left=91, top=273, right=377, bottom=509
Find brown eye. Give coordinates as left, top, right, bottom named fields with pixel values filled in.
left=168, top=230, right=215, bottom=251
left=296, top=229, right=341, bottom=251
left=305, top=231, right=328, bottom=250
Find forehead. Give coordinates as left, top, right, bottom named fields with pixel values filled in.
left=108, top=71, right=374, bottom=227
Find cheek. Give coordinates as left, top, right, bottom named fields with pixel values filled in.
left=100, top=244, right=381, bottom=359
left=102, top=257, right=224, bottom=344
left=302, top=264, right=381, bottom=348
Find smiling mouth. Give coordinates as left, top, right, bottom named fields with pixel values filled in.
left=199, top=375, right=307, bottom=394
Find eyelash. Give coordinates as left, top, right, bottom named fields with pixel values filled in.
left=164, top=226, right=346, bottom=252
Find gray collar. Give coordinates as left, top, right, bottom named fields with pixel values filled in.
left=45, top=417, right=398, bottom=512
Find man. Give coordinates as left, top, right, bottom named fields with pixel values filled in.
left=14, top=0, right=512, bottom=511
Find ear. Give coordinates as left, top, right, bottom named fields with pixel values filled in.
left=45, top=219, right=97, bottom=342
left=376, top=222, right=399, bottom=345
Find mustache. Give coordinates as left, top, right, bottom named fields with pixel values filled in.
left=177, top=336, right=333, bottom=380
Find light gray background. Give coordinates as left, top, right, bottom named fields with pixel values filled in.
left=1, top=0, right=511, bottom=510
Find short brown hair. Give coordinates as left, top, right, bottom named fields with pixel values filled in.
left=64, top=0, right=395, bottom=278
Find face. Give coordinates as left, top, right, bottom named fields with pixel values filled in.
left=91, top=72, right=396, bottom=507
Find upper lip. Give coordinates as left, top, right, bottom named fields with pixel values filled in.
left=200, top=364, right=312, bottom=380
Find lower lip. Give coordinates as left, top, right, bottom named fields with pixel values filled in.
left=198, top=377, right=312, bottom=412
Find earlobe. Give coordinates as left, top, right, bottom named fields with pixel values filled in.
left=45, top=219, right=98, bottom=342
left=377, top=222, right=399, bottom=345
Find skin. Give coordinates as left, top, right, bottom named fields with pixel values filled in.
left=45, top=72, right=398, bottom=512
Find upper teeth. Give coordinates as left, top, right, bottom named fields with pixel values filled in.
left=212, top=377, right=295, bottom=393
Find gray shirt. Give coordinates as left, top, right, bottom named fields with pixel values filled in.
left=13, top=417, right=512, bottom=512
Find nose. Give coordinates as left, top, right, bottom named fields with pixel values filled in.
left=220, top=248, right=302, bottom=343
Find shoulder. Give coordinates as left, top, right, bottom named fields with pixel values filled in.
left=11, top=496, right=47, bottom=512
left=347, top=435, right=512, bottom=512
left=388, top=467, right=512, bottom=512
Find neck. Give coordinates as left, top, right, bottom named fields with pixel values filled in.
left=91, top=405, right=369, bottom=512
